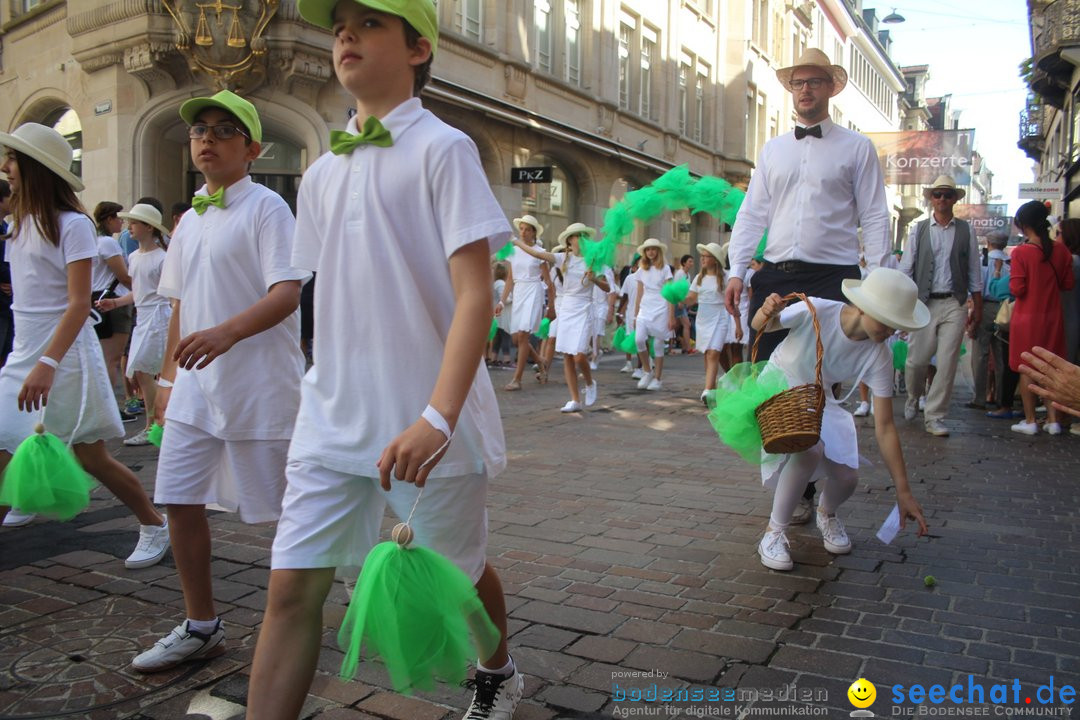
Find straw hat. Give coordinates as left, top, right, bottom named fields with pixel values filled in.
left=0, top=123, right=84, bottom=191
left=696, top=242, right=727, bottom=266
left=637, top=237, right=667, bottom=258
left=557, top=222, right=595, bottom=247
left=512, top=214, right=544, bottom=238
left=118, top=203, right=170, bottom=238
left=922, top=174, right=966, bottom=201
left=841, top=268, right=930, bottom=332
left=776, top=48, right=848, bottom=97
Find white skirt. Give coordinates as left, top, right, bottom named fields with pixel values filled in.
left=554, top=295, right=592, bottom=355
left=0, top=310, right=123, bottom=453
left=695, top=302, right=729, bottom=352
left=127, top=303, right=171, bottom=377
left=508, top=281, right=544, bottom=335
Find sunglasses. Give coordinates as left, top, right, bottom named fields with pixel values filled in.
left=931, top=191, right=956, bottom=200
left=788, top=78, right=829, bottom=90
left=188, top=124, right=249, bottom=141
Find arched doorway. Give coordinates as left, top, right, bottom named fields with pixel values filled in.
left=41, top=107, right=83, bottom=182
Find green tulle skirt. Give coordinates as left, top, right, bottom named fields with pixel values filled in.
left=0, top=429, right=96, bottom=520
left=706, top=362, right=789, bottom=464
left=339, top=542, right=501, bottom=693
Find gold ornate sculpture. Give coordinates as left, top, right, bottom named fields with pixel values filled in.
left=162, top=0, right=279, bottom=92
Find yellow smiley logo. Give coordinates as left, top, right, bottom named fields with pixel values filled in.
left=848, top=678, right=876, bottom=709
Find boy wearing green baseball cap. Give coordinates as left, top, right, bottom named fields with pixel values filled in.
left=130, top=89, right=309, bottom=673
left=247, top=2, right=522, bottom=720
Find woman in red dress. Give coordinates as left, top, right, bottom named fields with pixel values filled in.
left=1009, top=201, right=1075, bottom=435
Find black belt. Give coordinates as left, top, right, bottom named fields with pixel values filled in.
left=929, top=292, right=954, bottom=299
left=760, top=260, right=855, bottom=273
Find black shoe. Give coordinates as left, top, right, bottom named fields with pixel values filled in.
left=119, top=409, right=139, bottom=423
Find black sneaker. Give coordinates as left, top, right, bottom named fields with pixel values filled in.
left=461, top=668, right=524, bottom=719
left=119, top=409, right=139, bottom=423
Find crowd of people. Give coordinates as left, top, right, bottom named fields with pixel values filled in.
left=1, top=2, right=1079, bottom=719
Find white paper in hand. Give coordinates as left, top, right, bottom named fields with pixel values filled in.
left=876, top=504, right=901, bottom=545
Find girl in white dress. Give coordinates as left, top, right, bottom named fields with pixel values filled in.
left=619, top=258, right=642, bottom=376
left=633, top=239, right=675, bottom=391
left=748, top=268, right=930, bottom=572
left=686, top=243, right=734, bottom=403
left=0, top=124, right=168, bottom=567
left=515, top=223, right=609, bottom=412
left=496, top=215, right=554, bottom=390
left=97, top=204, right=173, bottom=446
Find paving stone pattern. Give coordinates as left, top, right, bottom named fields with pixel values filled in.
left=0, top=355, right=1076, bottom=719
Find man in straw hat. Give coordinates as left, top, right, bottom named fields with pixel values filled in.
left=723, top=47, right=891, bottom=524
left=898, top=174, right=982, bottom=437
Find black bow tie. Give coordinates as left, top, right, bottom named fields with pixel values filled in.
left=794, top=125, right=823, bottom=140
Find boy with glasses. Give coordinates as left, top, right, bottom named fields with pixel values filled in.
left=131, top=90, right=309, bottom=672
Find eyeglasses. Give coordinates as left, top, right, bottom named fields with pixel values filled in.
left=188, top=124, right=249, bottom=141
left=788, top=78, right=829, bottom=90
left=931, top=191, right=957, bottom=200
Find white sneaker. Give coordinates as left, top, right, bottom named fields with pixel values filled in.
left=816, top=509, right=852, bottom=554
left=462, top=667, right=525, bottom=720
left=584, top=381, right=597, bottom=407
left=924, top=419, right=950, bottom=437
left=131, top=619, right=226, bottom=673
left=1070, top=424, right=1080, bottom=437
left=903, top=398, right=918, bottom=421
left=790, top=497, right=814, bottom=525
left=918, top=395, right=926, bottom=411
left=646, top=378, right=662, bottom=391
left=2, top=509, right=37, bottom=527
left=123, top=428, right=152, bottom=446
left=853, top=401, right=870, bottom=417
left=589, top=360, right=598, bottom=370
left=560, top=400, right=582, bottom=413
left=636, top=371, right=654, bottom=390
left=1045, top=422, right=1063, bottom=436
left=620, top=361, right=633, bottom=373
left=1011, top=420, right=1039, bottom=435
left=631, top=368, right=644, bottom=379
left=125, top=520, right=170, bottom=569
left=758, top=527, right=793, bottom=571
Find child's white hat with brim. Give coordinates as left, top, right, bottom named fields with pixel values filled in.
left=0, top=123, right=84, bottom=191
left=557, top=222, right=595, bottom=247
left=696, top=242, right=727, bottom=266
left=841, top=267, right=930, bottom=332
left=118, top=203, right=171, bottom=239
left=512, top=214, right=544, bottom=238
left=637, top=237, right=666, bottom=258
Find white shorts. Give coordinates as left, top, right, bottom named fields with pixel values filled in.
left=271, top=459, right=489, bottom=582
left=154, top=420, right=289, bottom=523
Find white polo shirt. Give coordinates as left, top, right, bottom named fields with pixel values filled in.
left=289, top=97, right=511, bottom=478
left=158, top=177, right=308, bottom=440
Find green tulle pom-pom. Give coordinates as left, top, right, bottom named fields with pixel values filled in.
left=488, top=316, right=498, bottom=341
left=581, top=236, right=616, bottom=274
left=652, top=165, right=694, bottom=208
left=0, top=425, right=96, bottom=520
left=494, top=242, right=515, bottom=261
left=707, top=362, right=789, bottom=464
left=661, top=277, right=690, bottom=304
left=688, top=175, right=734, bottom=217
left=537, top=317, right=551, bottom=340
left=147, top=423, right=164, bottom=447
left=339, top=538, right=502, bottom=693
left=892, top=340, right=908, bottom=372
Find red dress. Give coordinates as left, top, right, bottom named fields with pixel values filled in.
left=1009, top=241, right=1075, bottom=370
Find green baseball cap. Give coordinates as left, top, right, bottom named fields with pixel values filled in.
left=297, top=0, right=439, bottom=55
left=179, top=90, right=263, bottom=143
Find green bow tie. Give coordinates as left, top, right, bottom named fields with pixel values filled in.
left=330, top=116, right=393, bottom=155
left=191, top=187, right=226, bottom=215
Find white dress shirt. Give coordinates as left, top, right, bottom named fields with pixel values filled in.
left=728, top=118, right=891, bottom=281
left=899, top=215, right=983, bottom=295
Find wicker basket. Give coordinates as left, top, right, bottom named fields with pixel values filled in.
left=751, top=292, right=825, bottom=454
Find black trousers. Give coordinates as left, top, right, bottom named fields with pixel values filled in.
left=748, top=262, right=863, bottom=361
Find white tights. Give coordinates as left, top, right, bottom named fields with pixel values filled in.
left=769, top=441, right=858, bottom=529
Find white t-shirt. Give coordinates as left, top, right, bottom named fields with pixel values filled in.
left=6, top=212, right=97, bottom=314
left=289, top=97, right=511, bottom=478
left=637, top=265, right=673, bottom=315
left=552, top=252, right=592, bottom=299
left=508, top=240, right=546, bottom=284
left=623, top=268, right=640, bottom=314
left=689, top=274, right=723, bottom=306
left=91, top=235, right=127, bottom=295
left=158, top=177, right=308, bottom=440
left=127, top=247, right=169, bottom=308
left=771, top=299, right=893, bottom=397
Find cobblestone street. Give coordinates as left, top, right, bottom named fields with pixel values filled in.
left=1, top=354, right=1077, bottom=719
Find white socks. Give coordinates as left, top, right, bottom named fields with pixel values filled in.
left=478, top=656, right=515, bottom=677
left=187, top=617, right=219, bottom=635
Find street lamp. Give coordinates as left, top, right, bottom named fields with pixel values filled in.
left=882, top=7, right=906, bottom=23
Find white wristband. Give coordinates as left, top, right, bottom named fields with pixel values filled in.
left=421, top=404, right=452, bottom=440
left=37, top=356, right=59, bottom=369
left=156, top=378, right=174, bottom=388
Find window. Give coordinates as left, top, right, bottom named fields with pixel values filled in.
left=618, top=14, right=658, bottom=120
left=678, top=52, right=710, bottom=142
left=640, top=27, right=655, bottom=118
left=536, top=0, right=553, bottom=74
left=618, top=22, right=632, bottom=110
left=752, top=0, right=769, bottom=50
left=678, top=58, right=690, bottom=136
left=746, top=87, right=759, bottom=159
left=565, top=0, right=581, bottom=84
left=694, top=64, right=709, bottom=143
left=454, top=0, right=482, bottom=41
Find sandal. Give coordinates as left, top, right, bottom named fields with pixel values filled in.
left=535, top=365, right=549, bottom=384
left=504, top=380, right=522, bottom=391
left=986, top=409, right=1019, bottom=419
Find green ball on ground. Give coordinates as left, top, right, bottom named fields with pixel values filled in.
left=923, top=575, right=936, bottom=587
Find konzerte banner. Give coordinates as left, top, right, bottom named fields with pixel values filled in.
left=866, top=129, right=975, bottom=185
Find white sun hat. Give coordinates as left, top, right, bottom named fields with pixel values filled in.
left=0, top=123, right=84, bottom=191
left=841, top=267, right=930, bottom=332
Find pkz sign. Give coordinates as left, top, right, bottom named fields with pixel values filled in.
left=511, top=166, right=553, bottom=184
